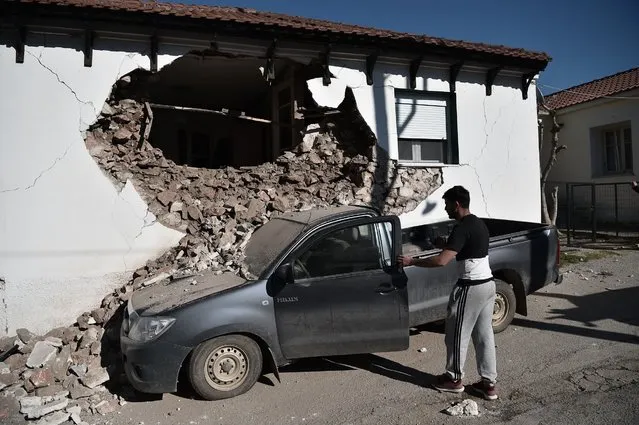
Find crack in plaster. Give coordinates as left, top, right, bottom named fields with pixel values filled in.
left=28, top=51, right=98, bottom=122
left=123, top=205, right=157, bottom=272
left=0, top=277, right=8, bottom=335
left=467, top=93, right=518, bottom=218
left=115, top=53, right=141, bottom=82
left=476, top=96, right=491, bottom=165
left=110, top=182, right=162, bottom=273
left=133, top=205, right=157, bottom=241
left=0, top=142, right=74, bottom=194
left=489, top=96, right=518, bottom=195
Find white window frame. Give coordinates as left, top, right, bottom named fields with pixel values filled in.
left=394, top=89, right=457, bottom=165
left=602, top=124, right=632, bottom=175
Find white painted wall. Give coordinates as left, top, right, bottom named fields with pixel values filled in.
left=540, top=90, right=639, bottom=224
left=542, top=89, right=639, bottom=183
left=0, top=35, right=189, bottom=336
left=308, top=59, right=542, bottom=227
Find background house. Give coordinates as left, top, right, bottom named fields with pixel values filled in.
left=0, top=0, right=549, bottom=335
left=541, top=67, right=639, bottom=233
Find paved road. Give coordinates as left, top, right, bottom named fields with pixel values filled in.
left=6, top=249, right=638, bottom=425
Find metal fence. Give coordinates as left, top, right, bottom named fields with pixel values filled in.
left=545, top=181, right=639, bottom=244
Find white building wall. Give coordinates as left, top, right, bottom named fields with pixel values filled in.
left=0, top=36, right=188, bottom=336
left=309, top=59, right=542, bottom=228
left=540, top=90, right=639, bottom=225
left=543, top=89, right=639, bottom=183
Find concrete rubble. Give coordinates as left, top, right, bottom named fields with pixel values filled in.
left=443, top=399, right=480, bottom=416
left=0, top=70, right=443, bottom=423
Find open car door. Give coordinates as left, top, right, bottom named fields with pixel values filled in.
left=270, top=215, right=409, bottom=359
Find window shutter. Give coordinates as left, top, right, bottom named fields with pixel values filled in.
left=396, top=95, right=447, bottom=140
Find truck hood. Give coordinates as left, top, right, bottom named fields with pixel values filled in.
left=130, top=271, right=247, bottom=316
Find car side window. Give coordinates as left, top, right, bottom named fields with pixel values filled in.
left=293, top=223, right=385, bottom=279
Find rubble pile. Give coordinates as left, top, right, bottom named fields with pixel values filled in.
left=85, top=74, right=442, bottom=281
left=0, top=72, right=442, bottom=423
left=0, top=326, right=124, bottom=425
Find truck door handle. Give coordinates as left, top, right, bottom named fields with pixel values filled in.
left=376, top=284, right=397, bottom=294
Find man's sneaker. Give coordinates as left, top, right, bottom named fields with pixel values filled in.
left=431, top=373, right=464, bottom=393
left=469, top=380, right=498, bottom=400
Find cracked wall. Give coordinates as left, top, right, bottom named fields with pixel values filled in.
left=0, top=38, right=187, bottom=336
left=310, top=60, right=542, bottom=228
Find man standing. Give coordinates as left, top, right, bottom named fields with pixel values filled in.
left=397, top=185, right=498, bottom=400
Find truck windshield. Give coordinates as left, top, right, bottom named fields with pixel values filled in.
left=244, top=216, right=307, bottom=277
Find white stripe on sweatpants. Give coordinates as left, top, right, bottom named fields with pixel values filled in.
left=444, top=280, right=497, bottom=383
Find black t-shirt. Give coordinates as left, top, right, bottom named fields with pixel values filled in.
left=445, top=214, right=489, bottom=260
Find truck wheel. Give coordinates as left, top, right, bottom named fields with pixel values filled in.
left=492, top=279, right=516, bottom=334
left=189, top=334, right=263, bottom=400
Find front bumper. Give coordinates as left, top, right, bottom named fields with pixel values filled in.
left=120, top=329, right=192, bottom=394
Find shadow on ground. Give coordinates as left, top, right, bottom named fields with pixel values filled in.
left=279, top=353, right=437, bottom=388
left=514, top=285, right=639, bottom=345
left=167, top=352, right=440, bottom=401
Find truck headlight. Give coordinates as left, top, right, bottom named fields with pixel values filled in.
left=128, top=316, right=175, bottom=342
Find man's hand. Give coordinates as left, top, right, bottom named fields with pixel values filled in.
left=397, top=255, right=414, bottom=267
left=632, top=180, right=637, bottom=188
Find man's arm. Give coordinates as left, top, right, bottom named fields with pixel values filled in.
left=632, top=181, right=639, bottom=193
left=397, top=249, right=457, bottom=268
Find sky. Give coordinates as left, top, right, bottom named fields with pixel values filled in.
left=175, top=0, right=639, bottom=96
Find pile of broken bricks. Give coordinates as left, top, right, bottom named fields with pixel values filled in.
left=0, top=73, right=443, bottom=424
left=1, top=326, right=124, bottom=425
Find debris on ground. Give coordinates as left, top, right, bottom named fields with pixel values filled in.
left=443, top=399, right=480, bottom=416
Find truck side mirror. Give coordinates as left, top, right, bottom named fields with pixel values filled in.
left=274, top=263, right=294, bottom=284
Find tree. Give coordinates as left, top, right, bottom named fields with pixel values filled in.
left=538, top=104, right=566, bottom=226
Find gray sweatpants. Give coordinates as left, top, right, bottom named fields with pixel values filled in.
left=444, top=280, right=497, bottom=383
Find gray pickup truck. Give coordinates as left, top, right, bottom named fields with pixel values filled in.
left=120, top=205, right=562, bottom=400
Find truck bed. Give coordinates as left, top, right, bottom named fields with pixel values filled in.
left=400, top=217, right=560, bottom=327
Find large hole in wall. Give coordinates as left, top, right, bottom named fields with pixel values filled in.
left=87, top=49, right=444, bottom=280
left=141, top=50, right=311, bottom=168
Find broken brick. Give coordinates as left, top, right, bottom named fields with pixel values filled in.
left=186, top=205, right=204, bottom=222
left=0, top=371, right=19, bottom=388
left=20, top=394, right=69, bottom=419
left=157, top=190, right=178, bottom=206
left=112, top=127, right=132, bottom=144
left=17, top=328, right=37, bottom=344
left=51, top=345, right=72, bottom=381
left=69, top=380, right=94, bottom=400
left=90, top=308, right=107, bottom=325
left=80, top=367, right=110, bottom=389
left=27, top=342, right=58, bottom=368
left=78, top=328, right=98, bottom=350
left=29, top=367, right=55, bottom=388
left=33, top=411, right=70, bottom=425
left=35, top=384, right=66, bottom=397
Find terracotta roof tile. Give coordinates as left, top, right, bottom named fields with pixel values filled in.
left=14, top=0, right=550, bottom=65
left=543, top=67, right=639, bottom=110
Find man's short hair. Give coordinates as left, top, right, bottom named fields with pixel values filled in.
left=442, top=185, right=470, bottom=208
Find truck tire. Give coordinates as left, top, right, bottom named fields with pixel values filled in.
left=189, top=334, right=263, bottom=400
left=493, top=279, right=516, bottom=334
